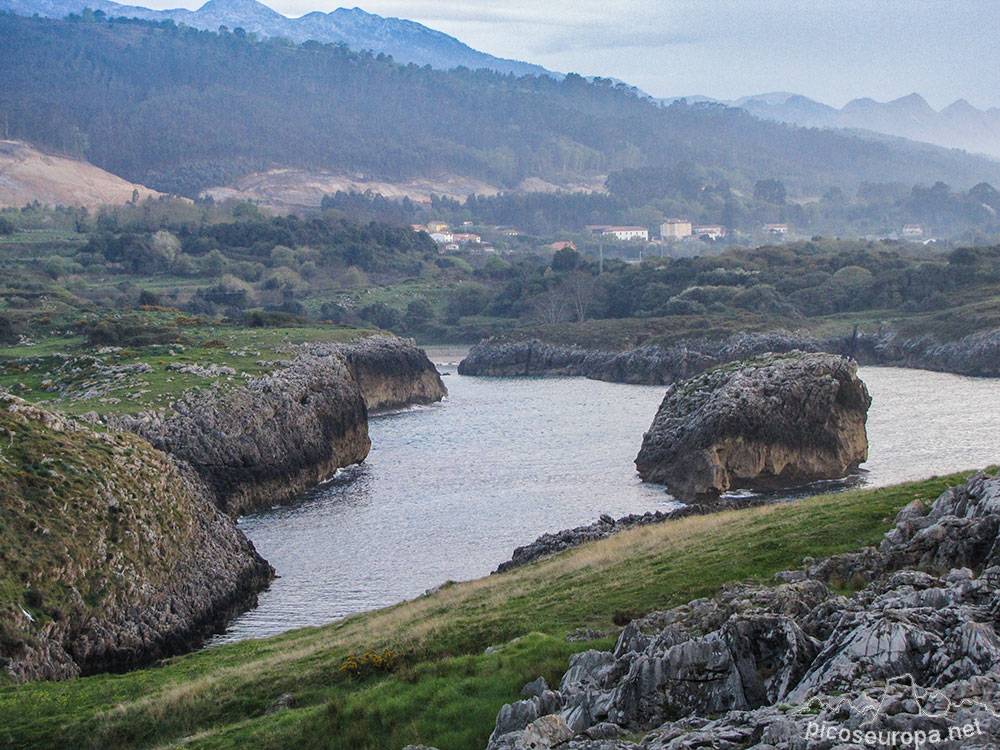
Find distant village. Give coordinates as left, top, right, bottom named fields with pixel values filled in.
left=411, top=218, right=931, bottom=259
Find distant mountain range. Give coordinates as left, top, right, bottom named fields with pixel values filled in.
left=665, top=92, right=1000, bottom=160
left=0, top=0, right=555, bottom=77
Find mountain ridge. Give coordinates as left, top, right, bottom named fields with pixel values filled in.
left=668, top=91, right=1000, bottom=159
left=0, top=0, right=556, bottom=77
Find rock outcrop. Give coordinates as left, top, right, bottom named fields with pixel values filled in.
left=486, top=470, right=1000, bottom=750
left=458, top=325, right=1000, bottom=384
left=110, top=336, right=445, bottom=516
left=313, top=335, right=447, bottom=412
left=0, top=394, right=272, bottom=683
left=634, top=352, right=871, bottom=500
left=110, top=349, right=371, bottom=516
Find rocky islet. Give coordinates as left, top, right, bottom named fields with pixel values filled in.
left=634, top=352, right=871, bottom=500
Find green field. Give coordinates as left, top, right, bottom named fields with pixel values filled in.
left=0, top=472, right=969, bottom=750
left=0, top=313, right=377, bottom=415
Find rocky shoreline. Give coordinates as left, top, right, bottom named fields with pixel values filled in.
left=108, top=335, right=446, bottom=515
left=480, top=470, right=1000, bottom=750
left=457, top=326, right=1000, bottom=384
left=495, top=496, right=779, bottom=574
left=2, top=335, right=446, bottom=682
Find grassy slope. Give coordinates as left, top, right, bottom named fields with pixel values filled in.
left=0, top=472, right=969, bottom=750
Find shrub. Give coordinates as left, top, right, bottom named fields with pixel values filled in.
left=338, top=648, right=400, bottom=680
left=243, top=310, right=309, bottom=327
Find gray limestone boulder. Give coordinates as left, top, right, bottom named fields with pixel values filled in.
left=635, top=352, right=871, bottom=500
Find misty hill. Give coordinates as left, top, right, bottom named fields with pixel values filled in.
left=719, top=92, right=1000, bottom=160
left=3, top=13, right=1000, bottom=199
left=0, top=0, right=554, bottom=77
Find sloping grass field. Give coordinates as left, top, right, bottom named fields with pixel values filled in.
left=0, top=471, right=970, bottom=750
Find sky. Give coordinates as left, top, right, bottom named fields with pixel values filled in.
left=145, top=0, right=1000, bottom=109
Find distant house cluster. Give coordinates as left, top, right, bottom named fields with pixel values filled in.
left=412, top=222, right=495, bottom=253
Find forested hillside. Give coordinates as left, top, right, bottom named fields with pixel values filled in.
left=3, top=13, right=1000, bottom=198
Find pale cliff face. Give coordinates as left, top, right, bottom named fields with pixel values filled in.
left=635, top=352, right=871, bottom=500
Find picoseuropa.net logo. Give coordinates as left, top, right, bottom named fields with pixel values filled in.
left=795, top=674, right=999, bottom=749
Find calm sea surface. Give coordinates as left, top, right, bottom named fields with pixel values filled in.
left=209, top=363, right=1000, bottom=644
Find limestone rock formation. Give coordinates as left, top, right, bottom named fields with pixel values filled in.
left=306, top=335, right=447, bottom=412
left=0, top=394, right=272, bottom=683
left=634, top=352, right=871, bottom=500
left=111, top=348, right=371, bottom=516
left=111, top=335, right=445, bottom=515
left=485, top=470, right=1000, bottom=750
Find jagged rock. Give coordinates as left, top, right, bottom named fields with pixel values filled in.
left=522, top=677, right=550, bottom=698
left=484, top=471, right=1000, bottom=750
left=488, top=714, right=575, bottom=750
left=634, top=352, right=871, bottom=500
left=489, top=691, right=566, bottom=747
left=0, top=394, right=272, bottom=683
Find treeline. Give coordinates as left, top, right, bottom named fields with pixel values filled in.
left=3, top=12, right=1000, bottom=198
left=320, top=171, right=1000, bottom=240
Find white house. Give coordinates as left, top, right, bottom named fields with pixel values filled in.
left=602, top=226, right=649, bottom=241
left=764, top=223, right=788, bottom=235
left=429, top=232, right=454, bottom=244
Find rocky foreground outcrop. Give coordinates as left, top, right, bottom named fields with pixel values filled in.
left=0, top=394, right=272, bottom=683
left=458, top=325, right=1000, bottom=384
left=482, top=470, right=1000, bottom=750
left=110, top=336, right=445, bottom=515
left=634, top=352, right=871, bottom=500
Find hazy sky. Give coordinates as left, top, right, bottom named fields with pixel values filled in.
left=150, top=0, right=1000, bottom=109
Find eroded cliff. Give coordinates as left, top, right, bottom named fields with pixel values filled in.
left=458, top=325, right=1000, bottom=384
left=110, top=335, right=445, bottom=516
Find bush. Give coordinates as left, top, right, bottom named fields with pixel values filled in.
left=0, top=216, right=16, bottom=235
left=338, top=648, right=400, bottom=680
left=243, top=310, right=309, bottom=327
left=446, top=283, right=489, bottom=318
left=359, top=302, right=403, bottom=331
left=79, top=317, right=186, bottom=347
left=137, top=290, right=161, bottom=307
